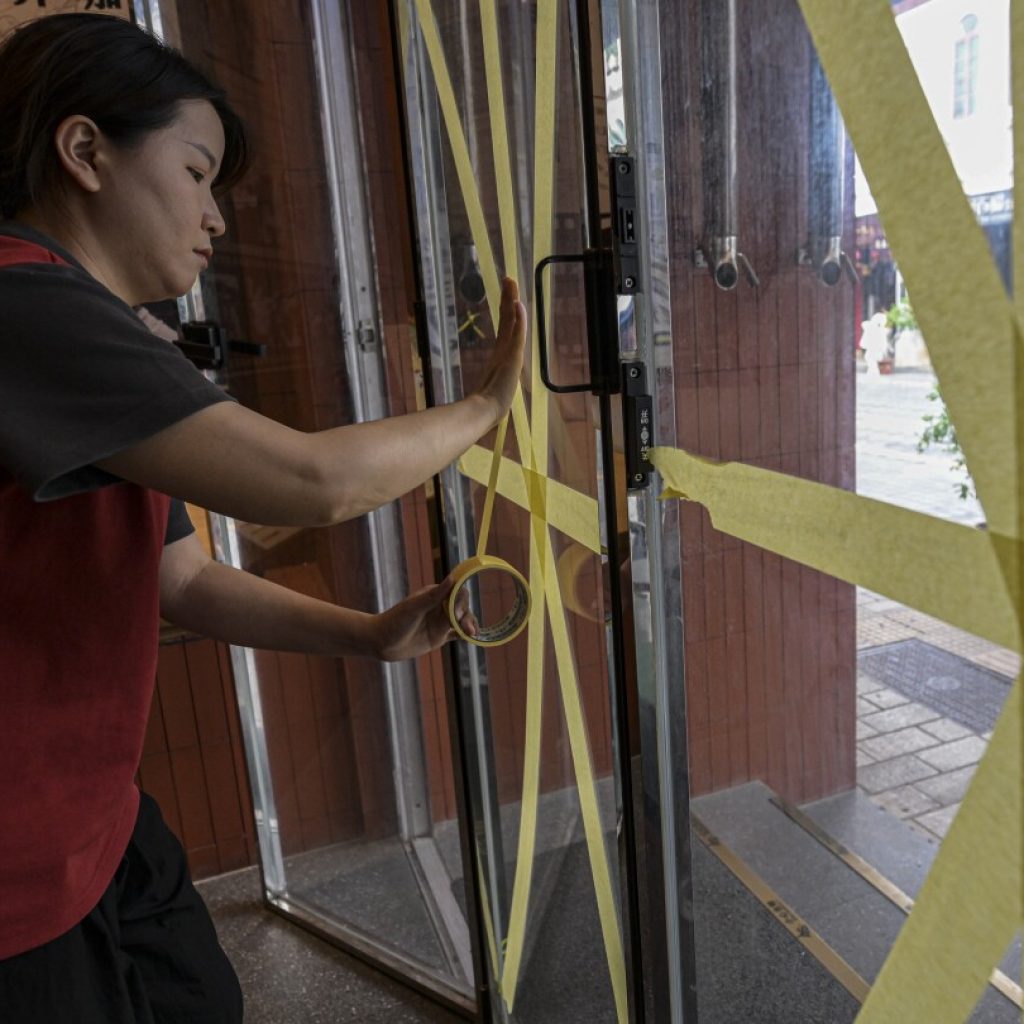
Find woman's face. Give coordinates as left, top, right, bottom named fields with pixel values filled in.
left=90, top=99, right=227, bottom=303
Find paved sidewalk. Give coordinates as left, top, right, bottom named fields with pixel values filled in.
left=856, top=589, right=1017, bottom=841
left=855, top=370, right=984, bottom=526
left=854, top=370, right=1015, bottom=841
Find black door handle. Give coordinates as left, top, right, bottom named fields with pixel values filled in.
left=534, top=249, right=619, bottom=395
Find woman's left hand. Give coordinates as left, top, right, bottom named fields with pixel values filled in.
left=372, top=575, right=477, bottom=661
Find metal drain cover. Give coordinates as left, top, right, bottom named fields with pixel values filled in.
left=924, top=675, right=961, bottom=692
left=858, top=639, right=1011, bottom=734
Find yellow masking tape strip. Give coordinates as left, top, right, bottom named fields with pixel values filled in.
left=543, top=526, right=629, bottom=1021
left=859, top=680, right=1022, bottom=1021
left=411, top=0, right=531, bottom=605
left=476, top=851, right=501, bottom=980
left=480, top=0, right=520, bottom=283
left=1017, top=0, right=1024, bottom=316
left=648, top=447, right=1020, bottom=653
left=528, top=0, right=558, bottom=478
left=500, top=516, right=547, bottom=1000
left=497, top=1, right=625, bottom=1012
left=476, top=413, right=509, bottom=557
left=412, top=0, right=501, bottom=311
left=799, top=0, right=1019, bottom=543
left=459, top=444, right=602, bottom=555
left=475, top=0, right=520, bottom=566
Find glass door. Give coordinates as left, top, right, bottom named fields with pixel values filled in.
left=393, top=0, right=690, bottom=1019
left=136, top=0, right=479, bottom=1012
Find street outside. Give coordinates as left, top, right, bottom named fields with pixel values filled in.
left=854, top=368, right=1018, bottom=841
left=856, top=369, right=983, bottom=525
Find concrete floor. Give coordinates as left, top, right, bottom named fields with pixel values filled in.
left=198, top=834, right=863, bottom=1024
left=196, top=866, right=465, bottom=1024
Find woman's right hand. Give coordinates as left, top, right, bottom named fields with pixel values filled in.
left=475, top=276, right=527, bottom=426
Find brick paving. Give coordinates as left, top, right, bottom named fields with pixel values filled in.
left=856, top=589, right=1017, bottom=841
left=854, top=371, right=1017, bottom=842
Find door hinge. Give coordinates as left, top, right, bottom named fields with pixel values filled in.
left=356, top=319, right=378, bottom=352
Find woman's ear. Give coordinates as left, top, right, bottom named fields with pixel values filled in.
left=52, top=115, right=103, bottom=195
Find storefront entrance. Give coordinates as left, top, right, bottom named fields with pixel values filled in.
left=123, top=0, right=1019, bottom=1021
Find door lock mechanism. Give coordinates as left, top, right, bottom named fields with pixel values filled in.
left=623, top=361, right=654, bottom=490
left=533, top=154, right=643, bottom=395
left=611, top=154, right=641, bottom=295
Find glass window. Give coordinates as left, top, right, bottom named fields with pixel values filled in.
left=953, top=18, right=980, bottom=119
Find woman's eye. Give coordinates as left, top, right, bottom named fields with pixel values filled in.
left=188, top=168, right=205, bottom=184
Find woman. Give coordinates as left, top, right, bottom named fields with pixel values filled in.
left=0, top=13, right=526, bottom=1023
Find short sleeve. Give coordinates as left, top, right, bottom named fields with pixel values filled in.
left=0, top=261, right=235, bottom=500
left=165, top=499, right=197, bottom=545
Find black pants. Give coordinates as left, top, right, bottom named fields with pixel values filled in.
left=0, top=793, right=244, bottom=1024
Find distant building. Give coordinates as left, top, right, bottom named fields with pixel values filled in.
left=855, top=0, right=1012, bottom=317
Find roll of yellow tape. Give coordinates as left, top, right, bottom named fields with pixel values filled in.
left=448, top=554, right=531, bottom=646
left=556, top=542, right=600, bottom=623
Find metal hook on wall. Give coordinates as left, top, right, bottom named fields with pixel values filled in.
left=800, top=50, right=857, bottom=287
left=694, top=0, right=759, bottom=291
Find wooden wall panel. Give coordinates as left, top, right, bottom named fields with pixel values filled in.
left=661, top=0, right=857, bottom=804
left=140, top=640, right=257, bottom=879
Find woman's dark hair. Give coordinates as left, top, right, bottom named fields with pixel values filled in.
left=0, top=13, right=249, bottom=217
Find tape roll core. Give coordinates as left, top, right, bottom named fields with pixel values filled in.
left=448, top=555, right=531, bottom=646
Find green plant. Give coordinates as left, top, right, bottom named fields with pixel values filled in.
left=886, top=301, right=918, bottom=332
left=918, top=385, right=975, bottom=500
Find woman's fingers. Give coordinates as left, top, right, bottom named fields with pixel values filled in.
left=452, top=588, right=478, bottom=637
left=497, top=276, right=520, bottom=338
left=477, top=277, right=527, bottom=423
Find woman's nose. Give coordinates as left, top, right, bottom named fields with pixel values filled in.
left=203, top=199, right=226, bottom=238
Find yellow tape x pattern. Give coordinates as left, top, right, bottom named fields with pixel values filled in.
left=409, top=0, right=627, bottom=1018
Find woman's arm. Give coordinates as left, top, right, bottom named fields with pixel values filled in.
left=97, top=280, right=526, bottom=526
left=160, top=531, right=471, bottom=660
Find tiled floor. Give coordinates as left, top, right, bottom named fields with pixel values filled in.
left=855, top=591, right=1014, bottom=841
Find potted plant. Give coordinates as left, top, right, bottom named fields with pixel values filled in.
left=886, top=301, right=929, bottom=369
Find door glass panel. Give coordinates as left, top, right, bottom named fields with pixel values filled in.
left=145, top=0, right=474, bottom=1005
left=664, top=1, right=1019, bottom=1021
left=395, top=1, right=634, bottom=1019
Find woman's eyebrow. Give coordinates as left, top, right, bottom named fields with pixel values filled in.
left=186, top=141, right=217, bottom=171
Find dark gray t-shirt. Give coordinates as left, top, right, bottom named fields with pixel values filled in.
left=0, top=220, right=234, bottom=541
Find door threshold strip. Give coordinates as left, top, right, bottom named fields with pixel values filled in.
left=769, top=794, right=1023, bottom=1010
left=690, top=813, right=870, bottom=1004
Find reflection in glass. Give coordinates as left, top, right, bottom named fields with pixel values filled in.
left=153, top=0, right=476, bottom=1006
left=397, top=0, right=634, bottom=1019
